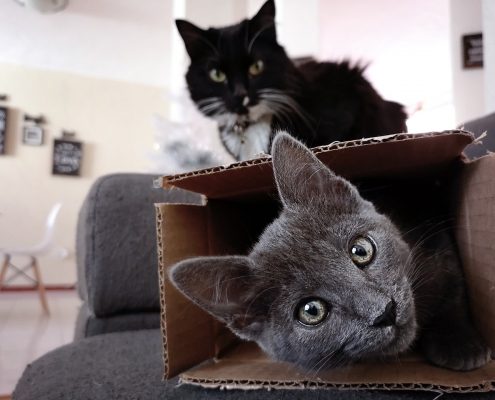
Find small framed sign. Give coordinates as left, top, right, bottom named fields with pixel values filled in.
left=23, top=125, right=44, bottom=146
left=462, top=33, right=483, bottom=69
left=0, top=106, right=7, bottom=155
left=52, top=138, right=83, bottom=176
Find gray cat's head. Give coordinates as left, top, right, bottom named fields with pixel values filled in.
left=169, top=132, right=417, bottom=370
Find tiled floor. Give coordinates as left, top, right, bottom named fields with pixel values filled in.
left=0, top=290, right=81, bottom=396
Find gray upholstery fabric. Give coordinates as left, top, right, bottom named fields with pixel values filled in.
left=15, top=172, right=495, bottom=399
left=13, top=329, right=495, bottom=400
left=74, top=303, right=159, bottom=340
left=462, top=112, right=495, bottom=159
left=76, top=173, right=201, bottom=317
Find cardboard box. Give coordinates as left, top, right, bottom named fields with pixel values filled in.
left=155, top=130, right=495, bottom=393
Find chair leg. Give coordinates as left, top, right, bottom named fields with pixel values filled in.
left=0, top=255, right=10, bottom=290
left=32, top=257, right=50, bottom=315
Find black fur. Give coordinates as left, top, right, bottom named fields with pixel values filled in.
left=176, top=0, right=407, bottom=160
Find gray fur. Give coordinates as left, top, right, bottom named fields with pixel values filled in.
left=170, top=132, right=491, bottom=371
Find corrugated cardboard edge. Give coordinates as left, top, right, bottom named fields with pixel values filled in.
left=159, top=131, right=474, bottom=188
left=155, top=204, right=169, bottom=377
left=177, top=376, right=495, bottom=393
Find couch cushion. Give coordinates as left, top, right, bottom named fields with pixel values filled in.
left=462, top=112, right=495, bottom=159
left=73, top=303, right=160, bottom=340
left=14, top=329, right=494, bottom=400
left=76, top=173, right=202, bottom=317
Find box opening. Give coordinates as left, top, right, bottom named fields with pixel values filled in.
left=157, top=131, right=495, bottom=392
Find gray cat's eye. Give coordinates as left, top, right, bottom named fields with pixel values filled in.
left=350, top=236, right=375, bottom=267
left=209, top=68, right=227, bottom=83
left=296, top=298, right=328, bottom=326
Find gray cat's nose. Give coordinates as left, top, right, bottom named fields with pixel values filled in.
left=372, top=299, right=396, bottom=328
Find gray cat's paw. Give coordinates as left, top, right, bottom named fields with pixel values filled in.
left=422, top=329, right=492, bottom=371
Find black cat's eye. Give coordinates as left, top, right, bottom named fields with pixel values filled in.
left=295, top=298, right=329, bottom=326
left=248, top=60, right=264, bottom=76
left=209, top=68, right=227, bottom=83
left=349, top=236, right=376, bottom=267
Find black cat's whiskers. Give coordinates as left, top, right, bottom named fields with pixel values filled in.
left=259, top=101, right=292, bottom=130
left=258, top=88, right=315, bottom=131
left=197, top=97, right=226, bottom=116
left=260, top=94, right=314, bottom=131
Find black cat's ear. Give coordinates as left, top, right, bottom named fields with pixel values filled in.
left=248, top=0, right=277, bottom=44
left=176, top=19, right=216, bottom=59
left=271, top=132, right=363, bottom=211
left=169, top=256, right=264, bottom=340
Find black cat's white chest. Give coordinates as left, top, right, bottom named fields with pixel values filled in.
left=220, top=119, right=272, bottom=161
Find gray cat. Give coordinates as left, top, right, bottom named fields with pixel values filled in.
left=169, top=132, right=491, bottom=371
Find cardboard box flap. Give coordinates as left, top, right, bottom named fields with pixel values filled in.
left=156, top=200, right=280, bottom=378
left=156, top=204, right=215, bottom=378
left=456, top=155, right=495, bottom=351
left=180, top=342, right=495, bottom=393
left=159, top=131, right=473, bottom=200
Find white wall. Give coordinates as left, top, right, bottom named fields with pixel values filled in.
left=450, top=0, right=484, bottom=124
left=0, top=64, right=167, bottom=285
left=482, top=0, right=495, bottom=114
left=0, top=0, right=491, bottom=286
left=0, top=0, right=173, bottom=86
left=0, top=0, right=172, bottom=285
left=318, top=0, right=454, bottom=132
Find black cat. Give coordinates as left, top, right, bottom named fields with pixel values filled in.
left=176, top=0, right=407, bottom=161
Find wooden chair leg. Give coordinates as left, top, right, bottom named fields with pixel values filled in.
left=32, top=257, right=50, bottom=315
left=0, top=255, right=10, bottom=290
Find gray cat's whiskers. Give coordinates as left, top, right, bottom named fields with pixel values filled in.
left=309, top=340, right=350, bottom=377
left=401, top=221, right=456, bottom=280
left=169, top=133, right=490, bottom=373
left=241, top=285, right=279, bottom=324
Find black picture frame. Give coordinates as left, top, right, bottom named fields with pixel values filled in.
left=462, top=33, right=483, bottom=69
left=52, top=138, right=83, bottom=176
left=0, top=106, right=7, bottom=155
left=23, top=124, right=44, bottom=146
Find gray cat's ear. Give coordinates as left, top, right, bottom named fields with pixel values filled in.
left=249, top=0, right=277, bottom=43
left=271, top=132, right=362, bottom=211
left=169, top=256, right=264, bottom=339
left=176, top=19, right=215, bottom=59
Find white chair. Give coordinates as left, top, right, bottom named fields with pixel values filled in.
left=0, top=203, right=62, bottom=314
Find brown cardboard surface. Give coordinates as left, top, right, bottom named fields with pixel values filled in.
left=160, top=131, right=473, bottom=200
left=457, top=155, right=495, bottom=351
left=156, top=204, right=215, bottom=378
left=180, top=342, right=495, bottom=393
left=157, top=201, right=280, bottom=378
left=156, top=131, right=495, bottom=393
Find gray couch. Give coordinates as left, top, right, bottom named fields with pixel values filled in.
left=12, top=173, right=495, bottom=399
left=463, top=111, right=495, bottom=159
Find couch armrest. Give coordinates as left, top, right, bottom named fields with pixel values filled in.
left=462, top=112, right=495, bottom=159
left=76, top=173, right=202, bottom=318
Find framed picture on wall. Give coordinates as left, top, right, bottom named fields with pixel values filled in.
left=52, top=138, right=83, bottom=176
left=0, top=106, right=7, bottom=155
left=23, top=125, right=44, bottom=146
left=462, top=33, right=483, bottom=69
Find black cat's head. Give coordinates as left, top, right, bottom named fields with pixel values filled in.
left=170, top=132, right=418, bottom=371
left=176, top=0, right=296, bottom=128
